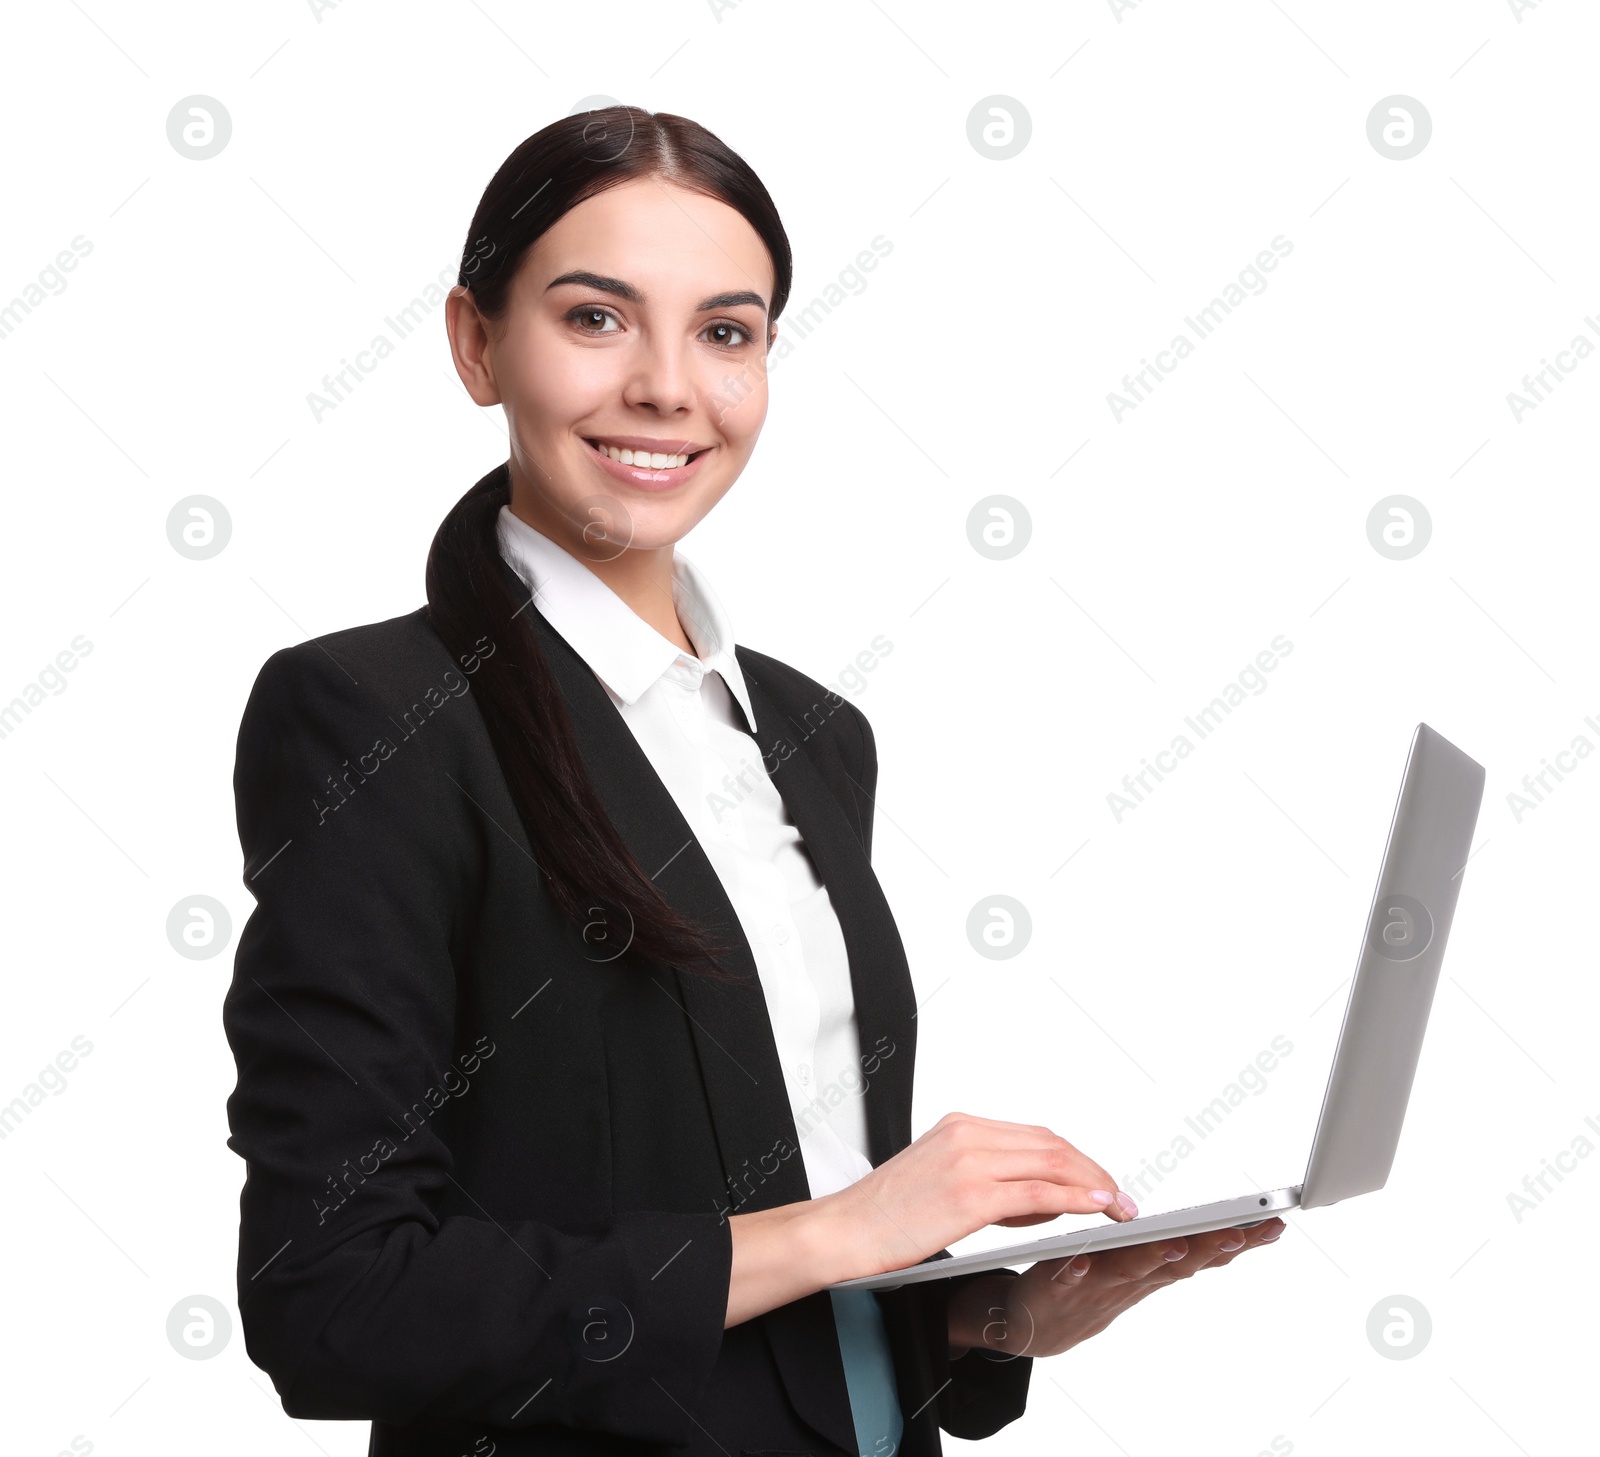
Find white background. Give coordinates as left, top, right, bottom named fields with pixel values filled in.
left=1, top=1, right=1594, bottom=1454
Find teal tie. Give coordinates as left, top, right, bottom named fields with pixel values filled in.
left=829, top=1288, right=905, bottom=1457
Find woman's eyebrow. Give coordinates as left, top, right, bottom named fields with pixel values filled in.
left=545, top=272, right=767, bottom=315
left=696, top=290, right=767, bottom=312
left=546, top=270, right=641, bottom=302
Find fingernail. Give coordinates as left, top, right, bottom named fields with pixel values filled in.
left=1089, top=1190, right=1114, bottom=1207
left=1259, top=1227, right=1283, bottom=1242
left=1070, top=1257, right=1091, bottom=1277
left=1163, top=1245, right=1186, bottom=1262
left=1115, top=1191, right=1139, bottom=1219
left=1219, top=1236, right=1245, bottom=1252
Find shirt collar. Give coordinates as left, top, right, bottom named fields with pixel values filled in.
left=496, top=504, right=758, bottom=732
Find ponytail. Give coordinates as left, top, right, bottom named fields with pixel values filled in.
left=425, top=466, right=738, bottom=977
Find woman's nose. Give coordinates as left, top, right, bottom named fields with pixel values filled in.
left=622, top=338, right=695, bottom=416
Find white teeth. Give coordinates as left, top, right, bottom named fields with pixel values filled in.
left=598, top=442, right=689, bottom=469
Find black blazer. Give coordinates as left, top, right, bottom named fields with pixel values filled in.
left=223, top=552, right=1032, bottom=1456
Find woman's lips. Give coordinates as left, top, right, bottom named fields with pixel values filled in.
left=584, top=437, right=710, bottom=491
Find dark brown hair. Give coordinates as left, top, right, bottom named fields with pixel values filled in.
left=425, top=107, right=792, bottom=976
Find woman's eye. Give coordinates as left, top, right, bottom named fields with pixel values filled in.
left=571, top=307, right=621, bottom=334
left=702, top=321, right=750, bottom=348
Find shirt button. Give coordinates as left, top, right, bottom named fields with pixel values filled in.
left=774, top=924, right=790, bottom=945
left=797, top=1063, right=811, bottom=1086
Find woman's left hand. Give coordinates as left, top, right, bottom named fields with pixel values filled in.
left=946, top=1217, right=1286, bottom=1359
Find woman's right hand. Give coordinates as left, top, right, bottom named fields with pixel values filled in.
left=725, top=1111, right=1133, bottom=1327
left=809, top=1111, right=1136, bottom=1284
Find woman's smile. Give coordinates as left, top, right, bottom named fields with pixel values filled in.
left=582, top=433, right=714, bottom=490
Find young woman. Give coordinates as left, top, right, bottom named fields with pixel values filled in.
left=223, top=106, right=1283, bottom=1457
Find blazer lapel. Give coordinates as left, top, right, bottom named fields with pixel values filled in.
left=734, top=661, right=919, bottom=1168
left=510, top=568, right=862, bottom=1454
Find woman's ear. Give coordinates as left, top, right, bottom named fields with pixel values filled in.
left=446, top=285, right=504, bottom=407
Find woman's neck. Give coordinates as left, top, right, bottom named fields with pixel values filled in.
left=507, top=495, right=694, bottom=655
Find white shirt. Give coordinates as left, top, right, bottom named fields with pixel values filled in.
left=496, top=506, right=875, bottom=1201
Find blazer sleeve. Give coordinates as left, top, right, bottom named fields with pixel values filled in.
left=843, top=700, right=1034, bottom=1439
left=223, top=643, right=732, bottom=1443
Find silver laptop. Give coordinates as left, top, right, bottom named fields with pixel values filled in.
left=832, top=723, right=1486, bottom=1291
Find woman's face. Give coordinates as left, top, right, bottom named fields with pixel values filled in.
left=450, top=176, right=777, bottom=555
